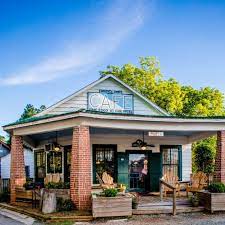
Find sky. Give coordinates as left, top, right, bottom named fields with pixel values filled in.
left=1, top=0, right=225, bottom=136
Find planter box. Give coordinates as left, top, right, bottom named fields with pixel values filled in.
left=46, top=189, right=70, bottom=200
left=198, top=191, right=225, bottom=213
left=92, top=195, right=132, bottom=218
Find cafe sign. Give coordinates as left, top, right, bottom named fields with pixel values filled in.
left=88, top=90, right=134, bottom=114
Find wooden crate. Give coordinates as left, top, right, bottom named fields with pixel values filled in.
left=92, top=195, right=132, bottom=218
left=198, top=191, right=225, bottom=213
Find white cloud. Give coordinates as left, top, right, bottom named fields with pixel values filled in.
left=0, top=0, right=151, bottom=86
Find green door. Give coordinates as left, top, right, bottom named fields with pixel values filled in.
left=117, top=152, right=129, bottom=188
left=149, top=153, right=162, bottom=192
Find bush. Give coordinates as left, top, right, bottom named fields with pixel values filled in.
left=45, top=182, right=70, bottom=189
left=208, top=182, right=225, bottom=193
left=57, top=198, right=75, bottom=211
left=103, top=188, right=118, bottom=197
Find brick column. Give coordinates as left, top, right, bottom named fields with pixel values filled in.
left=214, top=131, right=225, bottom=183
left=10, top=135, right=26, bottom=204
left=70, top=126, right=92, bottom=210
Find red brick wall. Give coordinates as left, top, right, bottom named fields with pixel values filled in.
left=70, top=126, right=92, bottom=210
left=214, top=131, right=225, bottom=183
left=10, top=135, right=26, bottom=203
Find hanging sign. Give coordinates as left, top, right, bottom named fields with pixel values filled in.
left=88, top=90, right=133, bottom=114
left=148, top=132, right=164, bottom=137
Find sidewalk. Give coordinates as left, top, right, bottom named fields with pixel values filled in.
left=0, top=208, right=43, bottom=225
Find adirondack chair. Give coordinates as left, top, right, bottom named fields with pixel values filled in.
left=186, top=171, right=208, bottom=196
left=96, top=172, right=117, bottom=190
left=161, top=171, right=181, bottom=197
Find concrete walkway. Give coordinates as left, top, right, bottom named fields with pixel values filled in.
left=0, top=208, right=43, bottom=225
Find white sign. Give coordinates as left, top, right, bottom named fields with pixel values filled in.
left=148, top=132, right=164, bottom=137
left=88, top=90, right=133, bottom=114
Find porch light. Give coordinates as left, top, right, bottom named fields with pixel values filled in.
left=141, top=145, right=147, bottom=150
left=53, top=131, right=62, bottom=151
left=54, top=145, right=60, bottom=152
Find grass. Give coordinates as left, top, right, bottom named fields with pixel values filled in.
left=46, top=221, right=75, bottom=225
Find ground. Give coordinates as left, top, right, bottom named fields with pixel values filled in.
left=5, top=212, right=225, bottom=225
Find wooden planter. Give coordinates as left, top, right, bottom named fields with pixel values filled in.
left=198, top=191, right=225, bottom=213
left=47, top=189, right=70, bottom=200
left=92, top=195, right=132, bottom=218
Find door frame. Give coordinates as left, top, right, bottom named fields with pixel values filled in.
left=126, top=150, right=152, bottom=192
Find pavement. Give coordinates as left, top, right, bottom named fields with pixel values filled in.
left=0, top=208, right=43, bottom=225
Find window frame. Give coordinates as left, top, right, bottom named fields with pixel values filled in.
left=92, top=144, right=117, bottom=184
left=160, top=145, right=182, bottom=180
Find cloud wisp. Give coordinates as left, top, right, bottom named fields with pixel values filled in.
left=0, top=0, right=151, bottom=86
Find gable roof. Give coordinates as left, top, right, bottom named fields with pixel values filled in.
left=36, top=75, right=169, bottom=117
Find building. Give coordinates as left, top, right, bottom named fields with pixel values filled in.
left=3, top=75, right=225, bottom=210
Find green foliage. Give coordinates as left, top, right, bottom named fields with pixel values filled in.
left=193, top=139, right=216, bottom=173
left=208, top=182, right=225, bottom=193
left=57, top=198, right=75, bottom=211
left=100, top=57, right=225, bottom=117
left=20, top=104, right=46, bottom=120
left=103, top=188, right=118, bottom=197
left=45, top=182, right=70, bottom=189
left=0, top=135, right=5, bottom=142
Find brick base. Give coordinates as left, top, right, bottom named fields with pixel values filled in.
left=10, top=135, right=26, bottom=203
left=70, top=126, right=91, bottom=210
left=214, top=131, right=225, bottom=183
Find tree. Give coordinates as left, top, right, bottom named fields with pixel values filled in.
left=20, top=104, right=46, bottom=120
left=100, top=56, right=225, bottom=172
left=0, top=135, right=5, bottom=142
left=193, top=139, right=216, bottom=173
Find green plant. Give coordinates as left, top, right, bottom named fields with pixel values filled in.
left=208, top=182, right=225, bottom=193
left=190, top=193, right=199, bottom=207
left=103, top=188, right=118, bottom=197
left=128, top=192, right=139, bottom=209
left=45, top=182, right=70, bottom=189
left=56, top=198, right=75, bottom=211
left=23, top=179, right=34, bottom=190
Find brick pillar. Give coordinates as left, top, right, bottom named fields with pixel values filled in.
left=70, top=126, right=91, bottom=210
left=214, top=131, right=225, bottom=183
left=10, top=135, right=26, bottom=204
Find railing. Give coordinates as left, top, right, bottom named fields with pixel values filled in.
left=159, top=179, right=176, bottom=216
left=0, top=179, right=10, bottom=193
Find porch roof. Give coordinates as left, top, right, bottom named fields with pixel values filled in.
left=3, top=109, right=225, bottom=137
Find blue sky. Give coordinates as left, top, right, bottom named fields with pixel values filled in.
left=1, top=0, right=225, bottom=136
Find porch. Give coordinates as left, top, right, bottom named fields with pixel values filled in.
left=3, top=110, right=225, bottom=212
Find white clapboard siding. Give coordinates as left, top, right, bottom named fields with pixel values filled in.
left=50, top=77, right=163, bottom=116
left=1, top=148, right=34, bottom=179
left=182, top=144, right=192, bottom=181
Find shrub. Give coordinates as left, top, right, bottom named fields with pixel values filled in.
left=103, top=188, right=118, bottom=197
left=208, top=182, right=225, bottom=193
left=57, top=198, right=75, bottom=211
left=45, top=182, right=70, bottom=189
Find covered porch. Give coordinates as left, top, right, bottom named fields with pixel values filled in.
left=3, top=111, right=225, bottom=211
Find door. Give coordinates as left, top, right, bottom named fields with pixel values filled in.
left=128, top=153, right=149, bottom=192
left=117, top=152, right=129, bottom=187
left=149, top=153, right=162, bottom=192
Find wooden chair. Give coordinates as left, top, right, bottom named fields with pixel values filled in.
left=161, top=171, right=181, bottom=197
left=186, top=171, right=208, bottom=196
left=96, top=172, right=117, bottom=190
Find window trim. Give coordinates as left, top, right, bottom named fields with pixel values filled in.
left=92, top=144, right=117, bottom=184
left=160, top=145, right=182, bottom=180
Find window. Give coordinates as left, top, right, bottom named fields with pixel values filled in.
left=93, top=145, right=116, bottom=184
left=35, top=150, right=46, bottom=181
left=47, top=151, right=63, bottom=174
left=162, top=146, right=182, bottom=179
left=25, top=166, right=30, bottom=178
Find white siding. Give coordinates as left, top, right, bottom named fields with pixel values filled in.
left=50, top=78, right=163, bottom=116
left=1, top=148, right=34, bottom=179
left=182, top=144, right=192, bottom=181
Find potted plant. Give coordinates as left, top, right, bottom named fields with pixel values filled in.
left=92, top=188, right=132, bottom=218
left=118, top=184, right=127, bottom=194
left=198, top=182, right=225, bottom=213
left=190, top=193, right=199, bottom=207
